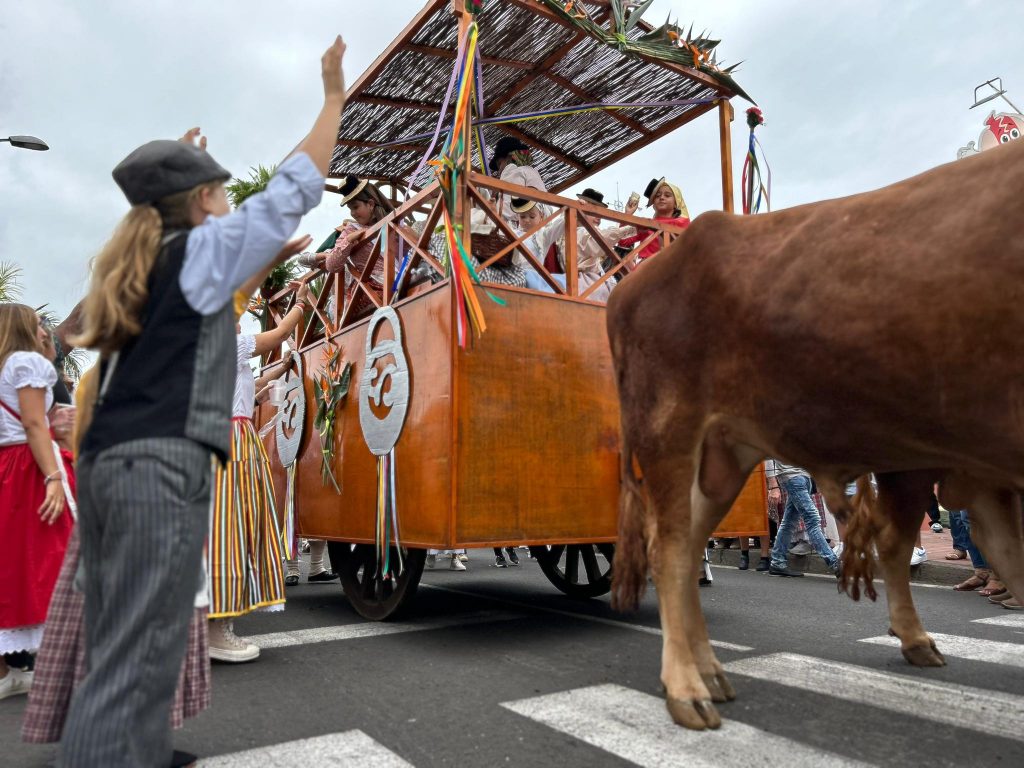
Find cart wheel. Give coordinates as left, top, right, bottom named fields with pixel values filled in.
left=328, top=542, right=426, bottom=621
left=534, top=544, right=615, bottom=599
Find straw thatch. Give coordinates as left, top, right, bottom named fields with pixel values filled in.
left=332, top=0, right=742, bottom=192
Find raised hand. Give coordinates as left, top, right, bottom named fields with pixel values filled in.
left=321, top=36, right=347, bottom=103
left=179, top=127, right=208, bottom=151
left=274, top=234, right=314, bottom=266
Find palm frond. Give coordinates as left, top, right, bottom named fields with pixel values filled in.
left=226, top=164, right=277, bottom=209
left=0, top=261, right=23, bottom=302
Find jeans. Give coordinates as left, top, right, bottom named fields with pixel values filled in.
left=957, top=510, right=989, bottom=569
left=948, top=509, right=971, bottom=552
left=771, top=474, right=838, bottom=570
left=523, top=268, right=555, bottom=293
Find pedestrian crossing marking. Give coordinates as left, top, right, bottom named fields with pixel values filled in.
left=198, top=730, right=412, bottom=766
left=241, top=610, right=522, bottom=649
left=724, top=653, right=1024, bottom=742
left=501, top=683, right=874, bottom=767
left=420, top=583, right=753, bottom=651
left=859, top=632, right=1024, bottom=669
left=972, top=614, right=1024, bottom=629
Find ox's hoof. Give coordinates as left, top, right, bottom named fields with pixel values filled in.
left=701, top=671, right=737, bottom=702
left=666, top=697, right=722, bottom=730
left=902, top=639, right=946, bottom=667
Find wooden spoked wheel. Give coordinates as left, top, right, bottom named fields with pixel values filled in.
left=534, top=543, right=615, bottom=599
left=328, top=542, right=426, bottom=621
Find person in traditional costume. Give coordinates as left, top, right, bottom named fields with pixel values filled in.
left=207, top=281, right=314, bottom=662
left=618, top=176, right=691, bottom=265
left=0, top=304, right=74, bottom=701
left=57, top=37, right=346, bottom=768
left=510, top=197, right=556, bottom=293
left=529, top=188, right=615, bottom=302
left=22, top=364, right=211, bottom=745
left=489, top=135, right=547, bottom=223
left=310, top=174, right=399, bottom=323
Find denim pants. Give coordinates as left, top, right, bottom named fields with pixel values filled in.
left=771, top=474, right=838, bottom=569
left=948, top=509, right=971, bottom=552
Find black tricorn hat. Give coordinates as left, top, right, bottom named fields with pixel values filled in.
left=489, top=135, right=531, bottom=173
left=643, top=177, right=666, bottom=206
left=577, top=188, right=608, bottom=207
left=337, top=174, right=368, bottom=205
left=510, top=197, right=536, bottom=214
left=112, top=140, right=231, bottom=206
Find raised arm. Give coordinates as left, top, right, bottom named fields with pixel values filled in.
left=252, top=281, right=312, bottom=357
left=179, top=39, right=347, bottom=316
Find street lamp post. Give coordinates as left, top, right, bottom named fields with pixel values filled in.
left=1, top=135, right=49, bottom=151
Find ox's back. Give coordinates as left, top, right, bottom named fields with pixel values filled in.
left=607, top=139, right=1024, bottom=484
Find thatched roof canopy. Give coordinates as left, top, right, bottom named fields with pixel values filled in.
left=332, top=0, right=745, bottom=193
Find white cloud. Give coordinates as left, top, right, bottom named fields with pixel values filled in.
left=2, top=0, right=1022, bottom=319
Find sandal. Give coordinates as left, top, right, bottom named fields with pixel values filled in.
left=979, top=580, right=1007, bottom=597
left=989, top=590, right=1014, bottom=604
left=944, top=549, right=967, bottom=560
left=953, top=571, right=990, bottom=591
left=1002, top=597, right=1023, bottom=610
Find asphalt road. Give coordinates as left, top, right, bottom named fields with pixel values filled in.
left=4, top=551, right=1023, bottom=767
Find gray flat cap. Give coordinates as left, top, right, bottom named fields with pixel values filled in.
left=112, top=139, right=231, bottom=205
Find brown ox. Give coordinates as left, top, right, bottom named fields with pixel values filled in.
left=606, top=137, right=1024, bottom=730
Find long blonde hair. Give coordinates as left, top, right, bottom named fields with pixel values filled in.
left=0, top=303, right=44, bottom=372
left=72, top=183, right=217, bottom=355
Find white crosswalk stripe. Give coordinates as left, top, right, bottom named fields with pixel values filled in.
left=859, top=632, right=1024, bottom=668
left=500, top=683, right=874, bottom=768
left=724, top=652, right=1024, bottom=742
left=972, top=613, right=1024, bottom=629
left=241, top=610, right=522, bottom=649
left=198, top=730, right=412, bottom=766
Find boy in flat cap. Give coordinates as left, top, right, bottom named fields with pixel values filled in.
left=59, top=38, right=348, bottom=768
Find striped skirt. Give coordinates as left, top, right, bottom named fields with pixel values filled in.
left=209, top=417, right=286, bottom=618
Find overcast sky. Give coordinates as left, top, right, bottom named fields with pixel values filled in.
left=2, top=0, right=1022, bottom=320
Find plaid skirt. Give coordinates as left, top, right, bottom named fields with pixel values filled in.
left=21, top=529, right=210, bottom=743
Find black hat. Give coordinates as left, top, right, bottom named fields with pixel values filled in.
left=577, top=188, right=607, bottom=207
left=112, top=140, right=231, bottom=206
left=510, top=197, right=536, bottom=214
left=643, top=177, right=666, bottom=206
left=489, top=136, right=531, bottom=173
left=337, top=174, right=368, bottom=205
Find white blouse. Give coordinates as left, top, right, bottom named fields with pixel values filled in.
left=231, top=335, right=257, bottom=418
left=0, top=351, right=57, bottom=445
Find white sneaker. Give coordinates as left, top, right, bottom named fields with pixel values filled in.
left=425, top=554, right=437, bottom=569
left=0, top=667, right=32, bottom=700
left=832, top=541, right=845, bottom=559
left=930, top=522, right=943, bottom=533
left=209, top=619, right=260, bottom=663
left=457, top=553, right=469, bottom=563
left=449, top=554, right=467, bottom=571
left=910, top=547, right=928, bottom=566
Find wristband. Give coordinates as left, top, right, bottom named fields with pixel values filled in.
left=44, top=471, right=61, bottom=484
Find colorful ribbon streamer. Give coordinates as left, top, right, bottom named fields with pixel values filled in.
left=742, top=106, right=771, bottom=215
left=375, top=448, right=404, bottom=578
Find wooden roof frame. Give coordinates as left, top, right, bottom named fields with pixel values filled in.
left=333, top=0, right=739, bottom=211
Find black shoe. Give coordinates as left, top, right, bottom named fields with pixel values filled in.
left=768, top=564, right=805, bottom=577
left=307, top=569, right=339, bottom=583
left=494, top=555, right=508, bottom=568
left=738, top=552, right=750, bottom=570
left=508, top=549, right=520, bottom=566
left=756, top=557, right=771, bottom=572
left=169, top=750, right=198, bottom=768
left=284, top=574, right=300, bottom=587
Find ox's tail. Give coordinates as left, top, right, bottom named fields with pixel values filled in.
left=838, top=476, right=880, bottom=602
left=610, top=434, right=649, bottom=612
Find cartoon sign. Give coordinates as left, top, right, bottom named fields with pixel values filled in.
left=958, top=110, right=1024, bottom=158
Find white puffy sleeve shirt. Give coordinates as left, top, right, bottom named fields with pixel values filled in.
left=231, top=335, right=258, bottom=418
left=0, top=351, right=57, bottom=445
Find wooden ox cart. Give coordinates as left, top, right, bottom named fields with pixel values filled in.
left=257, top=0, right=767, bottom=619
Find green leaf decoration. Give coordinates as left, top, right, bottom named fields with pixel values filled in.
left=0, top=261, right=23, bottom=303
left=626, top=0, right=657, bottom=33
left=226, top=164, right=277, bottom=209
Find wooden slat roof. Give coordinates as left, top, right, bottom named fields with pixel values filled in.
left=332, top=0, right=741, bottom=193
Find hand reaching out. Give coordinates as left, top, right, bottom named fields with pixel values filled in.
left=322, top=36, right=347, bottom=103
left=274, top=234, right=314, bottom=266
left=179, top=127, right=208, bottom=151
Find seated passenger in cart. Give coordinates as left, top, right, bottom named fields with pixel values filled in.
left=619, top=177, right=691, bottom=266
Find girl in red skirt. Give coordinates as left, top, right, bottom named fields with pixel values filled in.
left=0, top=303, right=74, bottom=700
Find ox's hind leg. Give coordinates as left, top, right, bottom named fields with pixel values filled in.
left=872, top=471, right=946, bottom=666
left=645, top=456, right=723, bottom=730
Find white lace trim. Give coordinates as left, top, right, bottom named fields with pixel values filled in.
left=258, top=603, right=286, bottom=613
left=0, top=624, right=44, bottom=654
